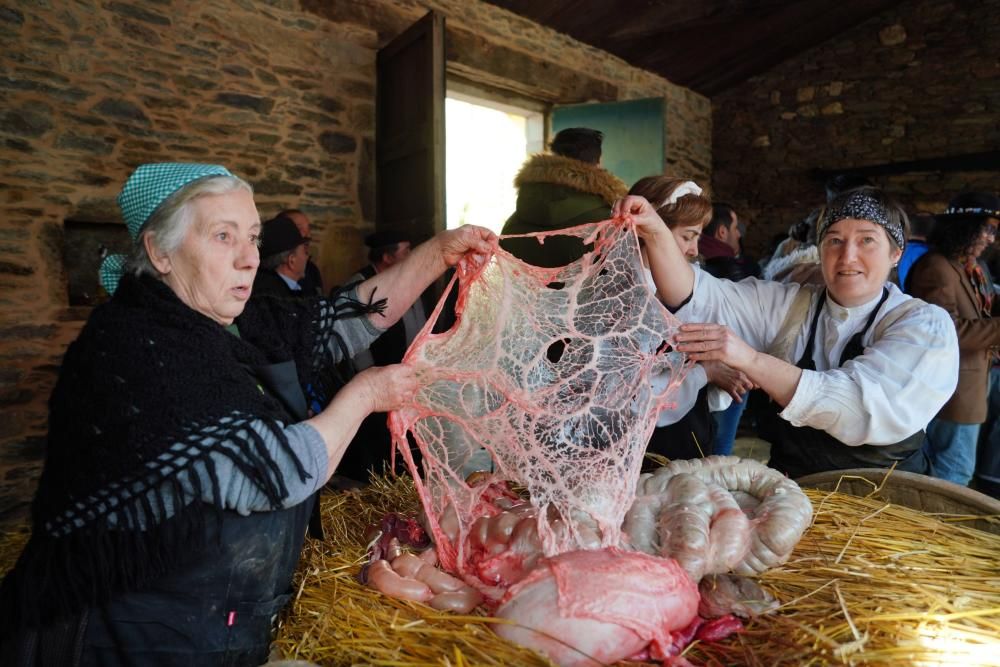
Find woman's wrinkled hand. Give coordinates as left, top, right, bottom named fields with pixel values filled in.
left=702, top=360, right=756, bottom=402
left=437, top=225, right=496, bottom=269
left=675, top=323, right=758, bottom=373
left=611, top=195, right=666, bottom=242
left=354, top=364, right=419, bottom=413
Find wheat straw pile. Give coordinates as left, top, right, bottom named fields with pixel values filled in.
left=276, top=474, right=1000, bottom=667
left=272, top=475, right=551, bottom=667
left=0, top=522, right=29, bottom=579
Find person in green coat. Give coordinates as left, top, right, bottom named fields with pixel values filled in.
left=500, top=127, right=627, bottom=267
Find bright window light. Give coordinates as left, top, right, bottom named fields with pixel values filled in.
left=446, top=95, right=538, bottom=234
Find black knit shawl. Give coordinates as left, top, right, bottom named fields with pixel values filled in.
left=1, top=273, right=381, bottom=630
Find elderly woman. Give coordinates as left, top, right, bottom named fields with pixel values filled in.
left=0, top=163, right=494, bottom=665
left=628, top=176, right=753, bottom=463
left=616, top=186, right=959, bottom=478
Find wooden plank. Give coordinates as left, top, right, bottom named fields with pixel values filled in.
left=376, top=11, right=445, bottom=242
left=812, top=151, right=1000, bottom=179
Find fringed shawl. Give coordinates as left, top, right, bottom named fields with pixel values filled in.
left=1, top=273, right=382, bottom=630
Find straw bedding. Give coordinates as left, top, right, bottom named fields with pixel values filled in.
left=272, top=473, right=1000, bottom=667
left=1, top=472, right=997, bottom=666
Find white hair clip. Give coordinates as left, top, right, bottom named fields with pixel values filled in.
left=659, top=181, right=702, bottom=208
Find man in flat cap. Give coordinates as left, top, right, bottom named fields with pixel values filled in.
left=279, top=209, right=325, bottom=296
left=500, top=127, right=627, bottom=267
left=252, top=214, right=312, bottom=298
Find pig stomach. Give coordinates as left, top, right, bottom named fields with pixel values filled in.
left=493, top=547, right=699, bottom=667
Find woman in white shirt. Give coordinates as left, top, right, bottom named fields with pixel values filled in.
left=615, top=186, right=960, bottom=478
left=629, top=175, right=753, bottom=464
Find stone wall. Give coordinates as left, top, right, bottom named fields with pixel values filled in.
left=712, top=0, right=999, bottom=257
left=0, top=0, right=709, bottom=519
left=304, top=0, right=712, bottom=179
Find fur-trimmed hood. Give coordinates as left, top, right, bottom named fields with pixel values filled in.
left=763, top=243, right=821, bottom=283
left=514, top=153, right=627, bottom=205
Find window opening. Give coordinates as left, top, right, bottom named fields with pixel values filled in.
left=445, top=91, right=543, bottom=234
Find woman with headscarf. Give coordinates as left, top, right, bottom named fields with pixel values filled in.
left=615, top=186, right=959, bottom=478
left=0, top=163, right=494, bottom=665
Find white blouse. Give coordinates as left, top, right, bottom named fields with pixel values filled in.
left=651, top=363, right=706, bottom=427
left=674, top=267, right=959, bottom=446
left=646, top=265, right=729, bottom=428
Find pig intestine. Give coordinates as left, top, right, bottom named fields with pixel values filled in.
left=423, top=455, right=811, bottom=588
left=625, top=455, right=813, bottom=578
left=366, top=456, right=809, bottom=666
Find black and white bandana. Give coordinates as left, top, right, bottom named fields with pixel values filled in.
left=818, top=189, right=905, bottom=249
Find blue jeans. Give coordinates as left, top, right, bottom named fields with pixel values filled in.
left=924, top=418, right=979, bottom=485
left=976, top=367, right=1000, bottom=497
left=712, top=393, right=748, bottom=456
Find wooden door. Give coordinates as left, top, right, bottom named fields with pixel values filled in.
left=376, top=12, right=445, bottom=243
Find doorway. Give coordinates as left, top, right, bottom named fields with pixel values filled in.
left=445, top=92, right=544, bottom=234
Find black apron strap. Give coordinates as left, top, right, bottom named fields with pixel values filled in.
left=837, top=288, right=890, bottom=367
left=761, top=287, right=928, bottom=477
left=799, top=287, right=889, bottom=372
left=796, top=288, right=827, bottom=371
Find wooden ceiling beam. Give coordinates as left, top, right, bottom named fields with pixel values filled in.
left=485, top=0, right=906, bottom=95
left=812, top=152, right=1000, bottom=180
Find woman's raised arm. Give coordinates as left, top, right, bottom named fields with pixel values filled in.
left=353, top=226, right=495, bottom=329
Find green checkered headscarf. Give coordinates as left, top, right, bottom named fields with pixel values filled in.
left=99, top=163, right=234, bottom=294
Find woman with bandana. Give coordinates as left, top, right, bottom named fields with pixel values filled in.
left=616, top=186, right=960, bottom=479
left=0, top=163, right=494, bottom=665
left=907, top=192, right=1000, bottom=487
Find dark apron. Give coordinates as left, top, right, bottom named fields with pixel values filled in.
left=759, top=288, right=930, bottom=479
left=5, top=360, right=322, bottom=667
left=80, top=498, right=314, bottom=667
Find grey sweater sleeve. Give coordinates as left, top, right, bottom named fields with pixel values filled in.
left=204, top=420, right=329, bottom=514
left=101, top=290, right=390, bottom=530
left=324, top=285, right=386, bottom=364
left=102, top=420, right=330, bottom=528
left=188, top=288, right=385, bottom=514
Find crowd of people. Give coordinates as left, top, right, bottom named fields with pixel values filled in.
left=1, top=127, right=995, bottom=663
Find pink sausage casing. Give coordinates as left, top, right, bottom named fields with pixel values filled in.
left=368, top=559, right=434, bottom=603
